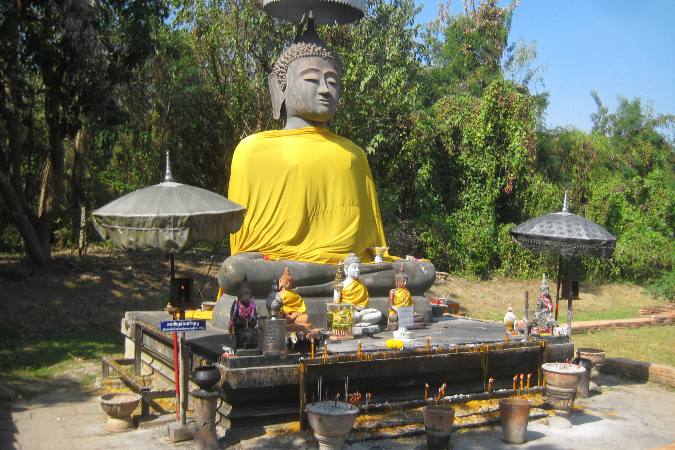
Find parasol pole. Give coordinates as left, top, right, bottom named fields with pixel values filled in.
left=166, top=151, right=182, bottom=421
left=554, top=255, right=561, bottom=321
left=169, top=251, right=180, bottom=420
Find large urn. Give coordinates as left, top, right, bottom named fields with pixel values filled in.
left=306, top=401, right=359, bottom=450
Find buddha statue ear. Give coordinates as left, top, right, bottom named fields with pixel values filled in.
left=268, top=73, right=284, bottom=121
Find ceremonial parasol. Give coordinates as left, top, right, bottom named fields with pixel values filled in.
left=263, top=0, right=365, bottom=24
left=91, top=152, right=245, bottom=424
left=92, top=152, right=245, bottom=260
left=510, top=191, right=617, bottom=334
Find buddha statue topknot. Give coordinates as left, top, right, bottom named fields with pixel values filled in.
left=218, top=20, right=435, bottom=303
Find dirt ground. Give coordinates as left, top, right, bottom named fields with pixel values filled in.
left=0, top=248, right=220, bottom=400
left=2, top=373, right=674, bottom=450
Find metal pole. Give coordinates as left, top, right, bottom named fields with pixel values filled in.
left=179, top=331, right=188, bottom=425
left=173, top=330, right=180, bottom=420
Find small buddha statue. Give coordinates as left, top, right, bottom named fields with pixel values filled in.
left=534, top=273, right=556, bottom=333
left=388, top=267, right=413, bottom=323
left=229, top=281, right=259, bottom=349
left=335, top=253, right=383, bottom=327
left=278, top=267, right=318, bottom=334
left=218, top=21, right=435, bottom=299
left=503, top=303, right=517, bottom=333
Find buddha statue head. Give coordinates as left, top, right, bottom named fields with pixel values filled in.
left=540, top=273, right=550, bottom=296
left=237, top=278, right=253, bottom=306
left=279, top=266, right=293, bottom=291
left=344, top=253, right=361, bottom=280
left=269, top=29, right=342, bottom=129
left=395, top=267, right=408, bottom=289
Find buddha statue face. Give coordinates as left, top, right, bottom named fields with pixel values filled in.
left=346, top=262, right=360, bottom=279
left=284, top=56, right=340, bottom=127
left=269, top=40, right=342, bottom=129
left=237, top=286, right=253, bottom=305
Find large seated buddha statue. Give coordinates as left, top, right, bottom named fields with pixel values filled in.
left=218, top=24, right=435, bottom=304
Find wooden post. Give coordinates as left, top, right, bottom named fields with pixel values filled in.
left=567, top=299, right=573, bottom=343
left=133, top=323, right=142, bottom=376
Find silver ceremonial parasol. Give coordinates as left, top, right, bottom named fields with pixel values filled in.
left=263, top=0, right=365, bottom=24
left=510, top=191, right=617, bottom=336
left=92, top=153, right=245, bottom=255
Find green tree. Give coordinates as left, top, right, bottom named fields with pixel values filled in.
left=0, top=0, right=165, bottom=264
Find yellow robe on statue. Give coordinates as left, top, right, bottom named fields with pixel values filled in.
left=280, top=289, right=307, bottom=315
left=390, top=287, right=412, bottom=316
left=341, top=280, right=369, bottom=309
left=228, top=127, right=388, bottom=264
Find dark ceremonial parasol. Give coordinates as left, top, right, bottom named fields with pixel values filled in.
left=510, top=192, right=616, bottom=334
left=263, top=0, right=365, bottom=24
left=509, top=192, right=616, bottom=259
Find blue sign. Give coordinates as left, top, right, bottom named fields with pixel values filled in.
left=161, top=320, right=206, bottom=333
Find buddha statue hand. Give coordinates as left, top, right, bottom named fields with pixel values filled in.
left=219, top=252, right=435, bottom=298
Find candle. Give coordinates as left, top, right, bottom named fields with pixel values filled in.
left=519, top=373, right=524, bottom=391
left=310, top=337, right=315, bottom=359
left=323, top=345, right=328, bottom=364
left=357, top=340, right=362, bottom=358
left=513, top=375, right=517, bottom=391
left=526, top=373, right=532, bottom=390
left=426, top=336, right=431, bottom=352
left=424, top=383, right=429, bottom=400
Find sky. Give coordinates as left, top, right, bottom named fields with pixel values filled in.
left=414, top=0, right=675, bottom=131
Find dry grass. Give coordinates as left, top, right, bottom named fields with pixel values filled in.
left=429, top=275, right=668, bottom=323
left=572, top=326, right=675, bottom=367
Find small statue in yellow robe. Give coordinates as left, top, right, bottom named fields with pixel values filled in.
left=335, top=254, right=382, bottom=327
left=277, top=267, right=316, bottom=334
left=388, top=269, right=413, bottom=323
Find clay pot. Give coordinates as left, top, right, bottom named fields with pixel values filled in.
left=499, top=398, right=531, bottom=444
left=576, top=347, right=606, bottom=366
left=193, top=365, right=221, bottom=390
left=99, top=393, right=141, bottom=432
left=423, top=405, right=455, bottom=450
left=541, top=363, right=585, bottom=390
left=306, top=401, right=359, bottom=450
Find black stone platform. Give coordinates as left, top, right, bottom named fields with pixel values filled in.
left=121, top=310, right=573, bottom=424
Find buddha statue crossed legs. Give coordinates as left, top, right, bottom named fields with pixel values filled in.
left=218, top=24, right=435, bottom=305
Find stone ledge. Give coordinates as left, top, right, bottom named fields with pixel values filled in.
left=572, top=314, right=675, bottom=334
left=600, top=357, right=675, bottom=388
